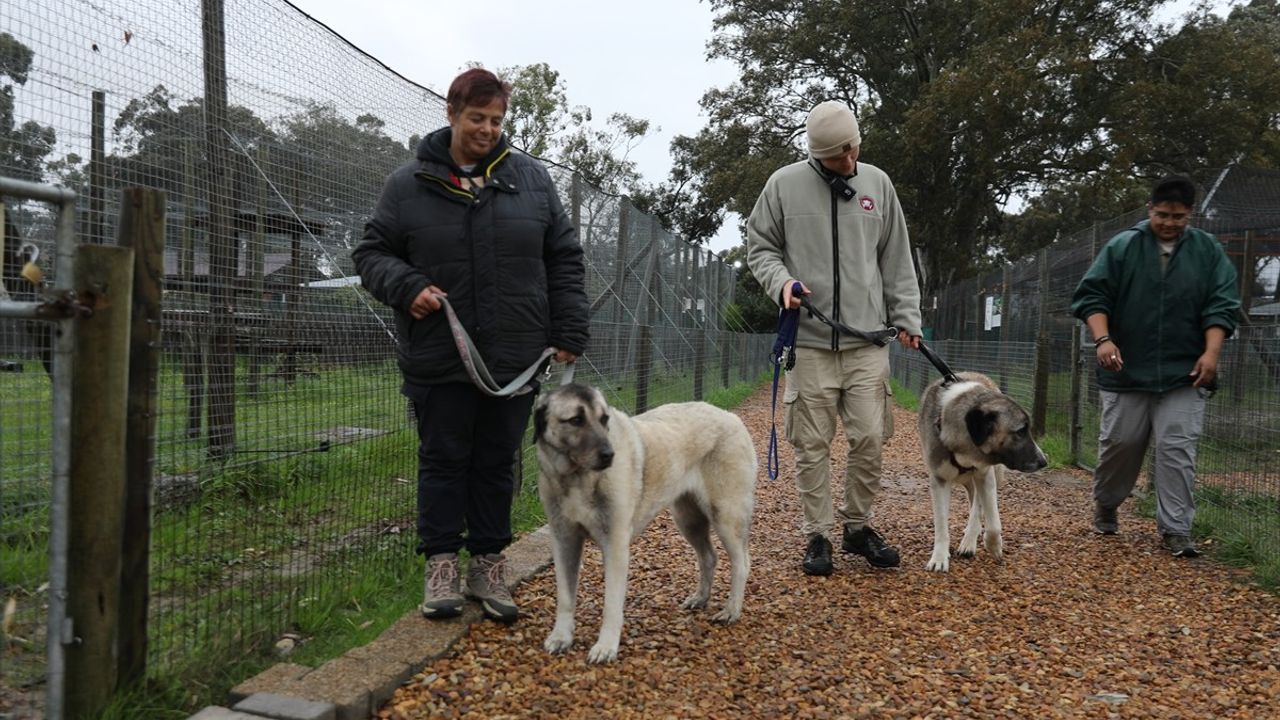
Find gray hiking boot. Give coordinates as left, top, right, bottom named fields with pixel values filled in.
left=467, top=553, right=519, bottom=623
left=1093, top=505, right=1119, bottom=535
left=420, top=553, right=464, bottom=619
left=1163, top=533, right=1201, bottom=558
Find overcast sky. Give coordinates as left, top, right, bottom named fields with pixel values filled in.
left=286, top=0, right=744, bottom=253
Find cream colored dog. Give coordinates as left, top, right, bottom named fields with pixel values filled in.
left=533, top=383, right=757, bottom=663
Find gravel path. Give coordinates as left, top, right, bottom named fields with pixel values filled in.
left=378, top=385, right=1280, bottom=719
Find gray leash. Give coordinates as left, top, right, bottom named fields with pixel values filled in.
left=436, top=294, right=575, bottom=395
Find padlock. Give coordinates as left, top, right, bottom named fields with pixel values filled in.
left=19, top=243, right=44, bottom=286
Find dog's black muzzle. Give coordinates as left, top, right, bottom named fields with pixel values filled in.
left=593, top=447, right=615, bottom=471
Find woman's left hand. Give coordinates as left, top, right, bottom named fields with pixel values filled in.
left=554, top=350, right=577, bottom=364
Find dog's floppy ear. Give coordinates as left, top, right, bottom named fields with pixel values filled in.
left=965, top=407, right=997, bottom=447
left=533, top=399, right=548, bottom=441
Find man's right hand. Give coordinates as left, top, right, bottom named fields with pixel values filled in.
left=410, top=285, right=446, bottom=320
left=782, top=280, right=809, bottom=310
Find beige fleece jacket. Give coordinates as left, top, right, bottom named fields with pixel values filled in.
left=746, top=159, right=922, bottom=349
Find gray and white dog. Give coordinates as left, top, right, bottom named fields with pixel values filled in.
left=533, top=383, right=757, bottom=663
left=917, top=372, right=1047, bottom=572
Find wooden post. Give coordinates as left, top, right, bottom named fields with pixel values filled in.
left=1031, top=249, right=1050, bottom=436
left=65, top=244, right=135, bottom=719
left=248, top=146, right=268, bottom=394
left=115, top=188, right=164, bottom=686
left=89, top=90, right=106, bottom=245
left=202, top=0, right=237, bottom=458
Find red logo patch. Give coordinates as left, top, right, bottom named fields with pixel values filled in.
left=859, top=196, right=876, bottom=212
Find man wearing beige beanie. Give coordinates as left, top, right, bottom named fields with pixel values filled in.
left=746, top=100, right=922, bottom=576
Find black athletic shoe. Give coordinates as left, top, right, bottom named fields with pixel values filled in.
left=802, top=534, right=834, bottom=576
left=1094, top=505, right=1119, bottom=535
left=842, top=525, right=901, bottom=568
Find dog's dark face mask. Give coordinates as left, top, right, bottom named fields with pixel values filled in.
left=965, top=400, right=1048, bottom=473
left=535, top=384, right=614, bottom=472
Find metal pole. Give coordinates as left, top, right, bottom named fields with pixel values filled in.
left=48, top=182, right=79, bottom=720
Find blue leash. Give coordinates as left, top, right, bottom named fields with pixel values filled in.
left=766, top=299, right=801, bottom=481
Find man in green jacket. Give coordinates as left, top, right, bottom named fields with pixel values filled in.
left=1071, top=176, right=1239, bottom=558
left=747, top=100, right=922, bottom=576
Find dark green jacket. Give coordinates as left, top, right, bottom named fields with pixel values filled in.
left=1071, top=220, right=1239, bottom=393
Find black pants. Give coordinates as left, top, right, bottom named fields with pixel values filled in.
left=407, top=382, right=535, bottom=557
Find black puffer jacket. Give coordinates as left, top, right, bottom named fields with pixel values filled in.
left=353, top=128, right=589, bottom=387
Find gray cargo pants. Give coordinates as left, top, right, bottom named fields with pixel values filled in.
left=1094, top=386, right=1206, bottom=536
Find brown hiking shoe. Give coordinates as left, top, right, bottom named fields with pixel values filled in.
left=420, top=553, right=464, bottom=619
left=467, top=553, right=518, bottom=623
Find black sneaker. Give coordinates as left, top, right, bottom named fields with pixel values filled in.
left=802, top=534, right=834, bottom=576
left=1094, top=505, right=1119, bottom=535
left=842, top=525, right=901, bottom=568
left=1163, top=533, right=1201, bottom=558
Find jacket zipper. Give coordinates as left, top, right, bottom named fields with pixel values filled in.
left=830, top=189, right=841, bottom=351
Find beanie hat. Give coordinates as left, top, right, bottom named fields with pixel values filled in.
left=806, top=101, right=861, bottom=159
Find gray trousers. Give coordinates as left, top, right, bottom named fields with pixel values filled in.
left=1094, top=386, right=1206, bottom=536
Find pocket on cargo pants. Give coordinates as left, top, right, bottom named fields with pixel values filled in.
left=882, top=379, right=894, bottom=443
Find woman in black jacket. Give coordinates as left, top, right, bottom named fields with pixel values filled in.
left=353, top=68, right=589, bottom=624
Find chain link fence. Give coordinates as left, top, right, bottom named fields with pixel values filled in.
left=1, top=0, right=770, bottom=708
left=892, top=168, right=1280, bottom=576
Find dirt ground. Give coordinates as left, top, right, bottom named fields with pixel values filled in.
left=379, top=384, right=1280, bottom=719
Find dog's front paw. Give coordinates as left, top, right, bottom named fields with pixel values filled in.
left=925, top=550, right=950, bottom=572
left=985, top=530, right=1004, bottom=561
left=587, top=638, right=619, bottom=664
left=957, top=533, right=979, bottom=558
left=543, top=627, right=574, bottom=654
left=711, top=604, right=742, bottom=624
left=680, top=591, right=709, bottom=611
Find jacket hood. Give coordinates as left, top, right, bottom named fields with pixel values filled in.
left=416, top=127, right=510, bottom=175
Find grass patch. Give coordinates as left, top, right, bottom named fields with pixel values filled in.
left=889, top=378, right=919, bottom=412
left=89, top=368, right=769, bottom=717
left=1134, top=485, right=1280, bottom=590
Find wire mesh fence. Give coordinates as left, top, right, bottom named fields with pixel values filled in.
left=0, top=0, right=771, bottom=704
left=896, top=172, right=1280, bottom=574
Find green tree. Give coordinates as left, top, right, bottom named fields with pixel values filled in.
left=719, top=244, right=777, bottom=333
left=109, top=84, right=277, bottom=202
left=671, top=0, right=1280, bottom=296
left=0, top=33, right=56, bottom=183
left=499, top=62, right=587, bottom=158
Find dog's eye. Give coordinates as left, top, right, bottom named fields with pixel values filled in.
left=1016, top=426, right=1028, bottom=436
left=567, top=416, right=585, bottom=426
left=600, top=414, right=609, bottom=427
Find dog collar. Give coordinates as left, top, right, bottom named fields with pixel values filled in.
left=936, top=417, right=976, bottom=474
left=949, top=453, right=975, bottom=474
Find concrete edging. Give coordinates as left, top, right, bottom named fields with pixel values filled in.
left=186, top=525, right=555, bottom=720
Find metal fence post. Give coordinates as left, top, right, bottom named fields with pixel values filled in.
left=634, top=218, right=660, bottom=414
left=693, top=247, right=706, bottom=400
left=202, top=0, right=237, bottom=458
left=65, top=243, right=134, bottom=719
